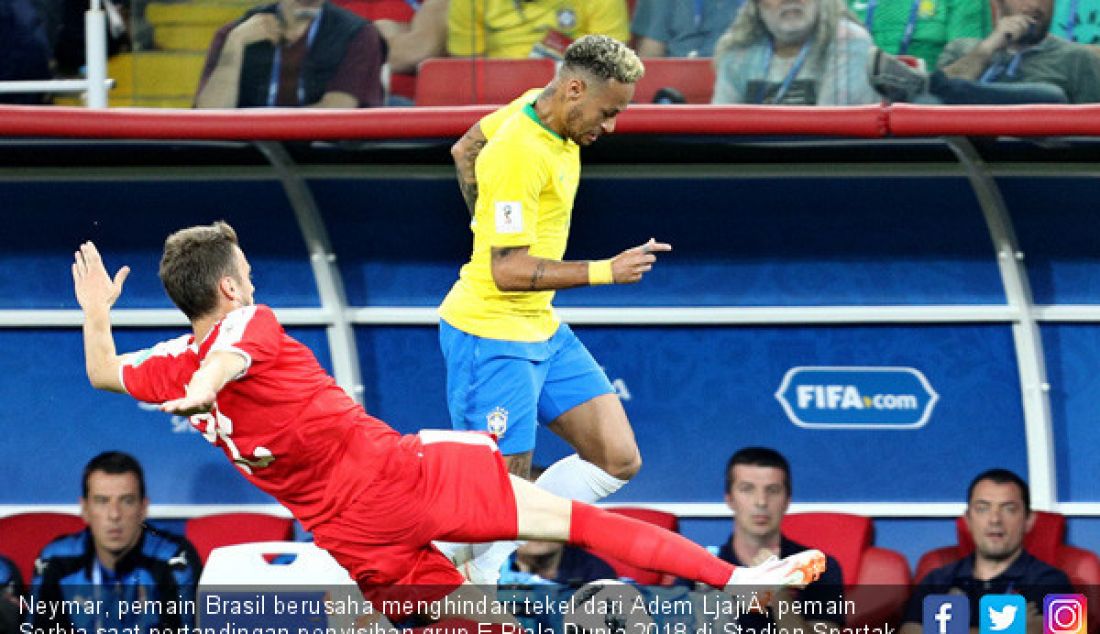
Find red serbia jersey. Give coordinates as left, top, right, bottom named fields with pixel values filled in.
left=120, top=304, right=403, bottom=529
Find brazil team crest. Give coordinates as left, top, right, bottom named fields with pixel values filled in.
left=486, top=407, right=508, bottom=436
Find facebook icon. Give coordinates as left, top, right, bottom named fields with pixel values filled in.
left=924, top=595, right=970, bottom=634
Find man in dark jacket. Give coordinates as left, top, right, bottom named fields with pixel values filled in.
left=195, top=0, right=385, bottom=108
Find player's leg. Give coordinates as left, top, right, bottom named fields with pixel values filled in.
left=536, top=325, right=640, bottom=500
left=458, top=326, right=637, bottom=581
left=509, top=476, right=826, bottom=593
left=435, top=321, right=543, bottom=575
left=541, top=393, right=639, bottom=495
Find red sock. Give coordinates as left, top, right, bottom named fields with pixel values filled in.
left=568, top=501, right=735, bottom=588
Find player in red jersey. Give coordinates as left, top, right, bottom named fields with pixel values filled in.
left=72, top=221, right=826, bottom=621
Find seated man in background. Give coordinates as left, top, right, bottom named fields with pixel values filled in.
left=712, top=0, right=879, bottom=104
left=29, top=452, right=202, bottom=633
left=899, top=468, right=1074, bottom=634
left=0, top=555, right=23, bottom=634
left=372, top=0, right=448, bottom=75
left=869, top=0, right=1100, bottom=102
left=716, top=447, right=846, bottom=630
left=504, top=466, right=618, bottom=586
left=631, top=0, right=743, bottom=58
left=507, top=538, right=618, bottom=586
left=847, top=0, right=990, bottom=71
left=447, top=0, right=630, bottom=60
left=195, top=0, right=386, bottom=108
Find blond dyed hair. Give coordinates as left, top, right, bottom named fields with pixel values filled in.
left=563, top=34, right=645, bottom=84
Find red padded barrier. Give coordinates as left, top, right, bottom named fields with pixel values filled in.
left=10, top=103, right=1100, bottom=140
left=0, top=104, right=887, bottom=139
left=887, top=103, right=1100, bottom=136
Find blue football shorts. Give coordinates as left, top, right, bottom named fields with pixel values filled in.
left=438, top=320, right=615, bottom=455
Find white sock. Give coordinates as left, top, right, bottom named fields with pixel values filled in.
left=433, top=541, right=473, bottom=565
left=533, top=454, right=629, bottom=502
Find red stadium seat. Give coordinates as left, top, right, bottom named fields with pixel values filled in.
left=915, top=511, right=1100, bottom=632
left=329, top=0, right=415, bottom=21
left=185, top=512, right=295, bottom=565
left=633, top=58, right=716, bottom=104
left=910, top=510, right=1100, bottom=589
left=415, top=58, right=556, bottom=106
left=781, top=512, right=911, bottom=629
left=0, top=512, right=86, bottom=584
left=598, top=507, right=680, bottom=585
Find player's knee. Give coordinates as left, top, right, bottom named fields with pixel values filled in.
left=604, top=451, right=641, bottom=480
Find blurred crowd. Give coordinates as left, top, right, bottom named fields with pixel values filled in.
left=2, top=0, right=1099, bottom=106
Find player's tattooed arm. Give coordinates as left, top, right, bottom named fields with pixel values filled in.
left=490, top=246, right=589, bottom=292
left=450, top=123, right=488, bottom=217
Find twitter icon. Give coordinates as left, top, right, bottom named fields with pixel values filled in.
left=982, top=594, right=1027, bottom=634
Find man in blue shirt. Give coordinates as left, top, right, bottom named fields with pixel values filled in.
left=632, top=0, right=743, bottom=57
left=716, top=447, right=846, bottom=631
left=900, top=469, right=1074, bottom=634
left=28, top=452, right=201, bottom=633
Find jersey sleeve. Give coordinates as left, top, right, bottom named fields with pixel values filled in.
left=120, top=335, right=196, bottom=404
left=208, top=305, right=283, bottom=379
left=474, top=130, right=548, bottom=248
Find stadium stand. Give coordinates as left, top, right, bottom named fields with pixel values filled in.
left=185, top=512, right=296, bottom=564
left=415, top=58, right=556, bottom=106
left=914, top=512, right=1100, bottom=583
left=0, top=512, right=86, bottom=584
left=783, top=513, right=911, bottom=628
left=632, top=58, right=716, bottom=104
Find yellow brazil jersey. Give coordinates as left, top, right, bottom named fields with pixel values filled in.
left=439, top=89, right=581, bottom=342
left=447, top=0, right=630, bottom=59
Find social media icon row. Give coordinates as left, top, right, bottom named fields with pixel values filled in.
left=923, top=594, right=1087, bottom=634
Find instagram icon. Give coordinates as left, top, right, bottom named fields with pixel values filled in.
left=1044, top=595, right=1087, bottom=634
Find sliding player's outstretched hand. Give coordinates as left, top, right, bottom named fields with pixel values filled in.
left=72, top=241, right=130, bottom=311
left=611, top=237, right=672, bottom=284
left=161, top=388, right=217, bottom=417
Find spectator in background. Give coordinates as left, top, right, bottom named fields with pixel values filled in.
left=847, top=0, right=990, bottom=70
left=195, top=0, right=385, bottom=108
left=29, top=452, right=201, bottom=634
left=899, top=469, right=1074, bottom=634
left=373, top=0, right=448, bottom=74
left=714, top=447, right=845, bottom=631
left=712, top=0, right=878, bottom=104
left=0, top=0, right=53, bottom=104
left=508, top=539, right=618, bottom=586
left=632, top=0, right=743, bottom=57
left=869, top=0, right=1100, bottom=103
left=447, top=0, right=630, bottom=60
left=0, top=555, right=22, bottom=634
left=504, top=466, right=618, bottom=587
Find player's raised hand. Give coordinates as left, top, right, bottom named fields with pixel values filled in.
left=161, top=388, right=217, bottom=416
left=610, top=238, right=672, bottom=284
left=72, top=241, right=130, bottom=311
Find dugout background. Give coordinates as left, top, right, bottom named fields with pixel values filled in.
left=2, top=134, right=1099, bottom=564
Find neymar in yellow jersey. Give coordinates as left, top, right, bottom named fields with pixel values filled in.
left=437, top=35, right=672, bottom=583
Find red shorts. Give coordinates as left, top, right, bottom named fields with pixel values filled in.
left=312, top=430, right=518, bottom=612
